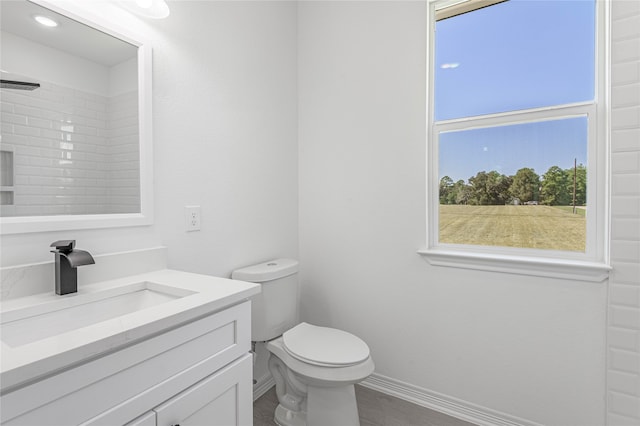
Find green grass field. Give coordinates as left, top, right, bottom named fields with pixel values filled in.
left=439, top=205, right=586, bottom=252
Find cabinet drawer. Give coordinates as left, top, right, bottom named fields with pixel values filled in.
left=2, top=301, right=250, bottom=426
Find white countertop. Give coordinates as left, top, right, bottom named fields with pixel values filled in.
left=0, top=269, right=260, bottom=392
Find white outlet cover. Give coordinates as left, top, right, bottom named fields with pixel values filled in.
left=184, top=205, right=201, bottom=231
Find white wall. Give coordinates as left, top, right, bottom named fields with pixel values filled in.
left=0, top=0, right=299, bottom=277
left=297, top=2, right=609, bottom=425
left=607, top=0, right=640, bottom=424
left=149, top=0, right=299, bottom=278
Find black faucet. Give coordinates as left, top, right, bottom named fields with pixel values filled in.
left=50, top=240, right=95, bottom=295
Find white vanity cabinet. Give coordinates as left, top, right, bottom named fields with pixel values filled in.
left=1, top=300, right=253, bottom=426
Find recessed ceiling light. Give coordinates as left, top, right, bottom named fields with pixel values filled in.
left=34, top=15, right=58, bottom=27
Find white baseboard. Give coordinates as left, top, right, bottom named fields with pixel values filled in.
left=361, top=373, right=543, bottom=426
left=253, top=375, right=275, bottom=401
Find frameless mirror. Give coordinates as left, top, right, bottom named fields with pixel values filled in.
left=0, top=0, right=153, bottom=234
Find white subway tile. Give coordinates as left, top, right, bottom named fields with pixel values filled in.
left=612, top=128, right=640, bottom=152
left=1, top=101, right=14, bottom=113
left=612, top=106, right=640, bottom=130
left=609, top=370, right=640, bottom=396
left=613, top=0, right=640, bottom=21
left=611, top=62, right=640, bottom=87
left=613, top=38, right=640, bottom=63
left=612, top=151, right=640, bottom=173
left=13, top=124, right=40, bottom=137
left=610, top=391, right=640, bottom=418
left=65, top=133, right=88, bottom=144
left=37, top=88, right=64, bottom=104
left=12, top=154, right=29, bottom=166
left=611, top=348, right=640, bottom=375
left=1, top=112, right=27, bottom=126
left=13, top=175, right=28, bottom=185
left=612, top=284, right=640, bottom=308
left=1, top=133, right=27, bottom=145
left=613, top=83, right=640, bottom=109
left=13, top=104, right=41, bottom=119
left=110, top=134, right=139, bottom=146
left=612, top=173, right=640, bottom=195
left=611, top=261, right=640, bottom=284
left=609, top=327, right=640, bottom=352
left=26, top=116, right=53, bottom=130
left=39, top=128, right=64, bottom=140
left=15, top=194, right=54, bottom=206
left=74, top=125, right=98, bottom=136
left=612, top=196, right=640, bottom=217
left=85, top=100, right=107, bottom=113
left=42, top=205, right=67, bottom=215
left=612, top=217, right=640, bottom=241
left=611, top=235, right=640, bottom=274
left=612, top=246, right=640, bottom=269
left=12, top=205, right=43, bottom=216
left=0, top=91, right=28, bottom=106
left=27, top=156, right=55, bottom=168
left=611, top=306, right=640, bottom=330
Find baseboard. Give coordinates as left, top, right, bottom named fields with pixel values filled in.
left=253, top=375, right=275, bottom=401
left=361, top=373, right=543, bottom=426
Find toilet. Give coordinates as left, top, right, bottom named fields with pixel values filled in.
left=232, top=259, right=374, bottom=426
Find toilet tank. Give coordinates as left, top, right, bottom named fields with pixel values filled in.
left=231, top=258, right=298, bottom=342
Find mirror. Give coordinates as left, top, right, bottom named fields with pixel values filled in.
left=0, top=0, right=153, bottom=234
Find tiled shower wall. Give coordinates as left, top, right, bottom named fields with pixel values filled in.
left=608, top=0, right=640, bottom=424
left=0, top=79, right=139, bottom=216
left=106, top=90, right=140, bottom=214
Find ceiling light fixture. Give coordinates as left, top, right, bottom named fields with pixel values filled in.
left=119, top=0, right=170, bottom=19
left=34, top=15, right=59, bottom=27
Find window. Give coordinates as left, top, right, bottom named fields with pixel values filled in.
left=423, top=0, right=610, bottom=280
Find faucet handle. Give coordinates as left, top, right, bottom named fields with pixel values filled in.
left=50, top=240, right=76, bottom=253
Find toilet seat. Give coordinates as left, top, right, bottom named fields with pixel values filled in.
left=282, top=322, right=370, bottom=367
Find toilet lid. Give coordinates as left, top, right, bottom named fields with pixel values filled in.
left=282, top=322, right=370, bottom=367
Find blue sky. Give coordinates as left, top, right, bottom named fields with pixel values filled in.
left=435, top=0, right=594, bottom=182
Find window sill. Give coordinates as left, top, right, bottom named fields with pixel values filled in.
left=417, top=249, right=611, bottom=282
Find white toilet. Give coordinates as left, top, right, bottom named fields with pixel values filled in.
left=232, top=259, right=374, bottom=426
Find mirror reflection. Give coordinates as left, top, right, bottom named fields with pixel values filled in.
left=0, top=0, right=140, bottom=217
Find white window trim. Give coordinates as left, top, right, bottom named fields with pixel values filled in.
left=420, top=0, right=611, bottom=282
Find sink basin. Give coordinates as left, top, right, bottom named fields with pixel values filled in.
left=0, top=282, right=195, bottom=347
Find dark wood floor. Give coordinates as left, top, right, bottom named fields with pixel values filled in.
left=254, top=385, right=477, bottom=426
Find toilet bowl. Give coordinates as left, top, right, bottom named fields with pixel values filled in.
left=266, top=323, right=375, bottom=426
left=231, top=259, right=374, bottom=426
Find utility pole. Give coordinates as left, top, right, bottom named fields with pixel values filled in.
left=573, top=158, right=577, bottom=214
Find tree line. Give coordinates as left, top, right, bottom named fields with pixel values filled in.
left=439, top=164, right=586, bottom=206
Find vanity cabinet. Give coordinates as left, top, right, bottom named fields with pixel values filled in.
left=1, top=301, right=252, bottom=426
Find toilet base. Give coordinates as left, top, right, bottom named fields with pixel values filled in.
left=273, top=384, right=360, bottom=426
left=274, top=404, right=306, bottom=426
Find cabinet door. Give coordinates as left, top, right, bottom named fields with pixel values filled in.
left=154, top=354, right=252, bottom=426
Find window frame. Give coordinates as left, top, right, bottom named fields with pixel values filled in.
left=420, top=0, right=611, bottom=282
